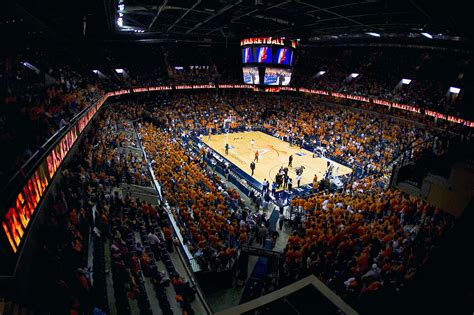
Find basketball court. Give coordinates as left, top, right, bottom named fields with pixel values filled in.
left=202, top=131, right=352, bottom=187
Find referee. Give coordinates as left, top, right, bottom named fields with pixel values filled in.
left=250, top=161, right=256, bottom=176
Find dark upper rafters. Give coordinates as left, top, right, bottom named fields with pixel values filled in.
left=230, top=0, right=291, bottom=23
left=167, top=0, right=202, bottom=32
left=107, top=0, right=471, bottom=44
left=295, top=0, right=367, bottom=28
left=185, top=0, right=243, bottom=34
left=148, top=0, right=169, bottom=30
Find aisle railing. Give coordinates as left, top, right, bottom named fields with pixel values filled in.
left=132, top=121, right=213, bottom=314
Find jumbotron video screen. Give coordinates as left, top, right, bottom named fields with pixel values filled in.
left=242, top=67, right=260, bottom=84
left=240, top=37, right=297, bottom=86
left=263, top=68, right=292, bottom=86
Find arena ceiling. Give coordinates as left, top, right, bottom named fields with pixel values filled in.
left=109, top=0, right=473, bottom=45
left=3, top=0, right=473, bottom=48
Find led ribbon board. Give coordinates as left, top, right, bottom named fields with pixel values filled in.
left=0, top=95, right=108, bottom=276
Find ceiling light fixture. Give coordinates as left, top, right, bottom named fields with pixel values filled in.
left=449, top=87, right=460, bottom=94
left=421, top=32, right=433, bottom=39
left=366, top=32, right=381, bottom=37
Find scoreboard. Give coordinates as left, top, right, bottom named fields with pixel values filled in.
left=240, top=37, right=297, bottom=86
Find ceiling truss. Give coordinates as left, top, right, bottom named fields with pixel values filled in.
left=114, top=0, right=459, bottom=42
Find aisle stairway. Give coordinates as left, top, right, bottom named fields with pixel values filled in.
left=395, top=136, right=474, bottom=217
left=239, top=209, right=280, bottom=304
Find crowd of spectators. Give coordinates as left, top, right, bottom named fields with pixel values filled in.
left=138, top=122, right=249, bottom=271
left=121, top=90, right=461, bottom=313
left=30, top=103, right=131, bottom=313
left=293, top=47, right=472, bottom=119
left=0, top=56, right=103, bottom=187
left=28, top=102, right=199, bottom=314
left=90, top=107, right=152, bottom=187
left=2, top=42, right=471, bottom=311
left=162, top=44, right=234, bottom=86
left=21, top=88, right=460, bottom=313
left=168, top=66, right=217, bottom=85
left=149, top=92, right=435, bottom=188
left=254, top=95, right=433, bottom=182
left=4, top=44, right=472, bottom=190
left=282, top=188, right=453, bottom=312
left=150, top=92, right=243, bottom=130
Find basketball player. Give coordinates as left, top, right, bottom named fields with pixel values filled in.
left=250, top=161, right=256, bottom=176
left=313, top=174, right=318, bottom=192
left=288, top=154, right=293, bottom=167
left=254, top=150, right=259, bottom=162
left=225, top=143, right=229, bottom=155
left=250, top=138, right=255, bottom=148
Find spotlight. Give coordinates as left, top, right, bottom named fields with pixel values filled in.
left=449, top=87, right=460, bottom=94
left=366, top=32, right=381, bottom=37
left=421, top=32, right=433, bottom=39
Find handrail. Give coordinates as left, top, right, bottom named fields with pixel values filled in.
left=131, top=121, right=213, bottom=314
left=132, top=121, right=202, bottom=270
left=240, top=244, right=282, bottom=258
left=388, top=129, right=449, bottom=168
left=387, top=130, right=454, bottom=188
left=215, top=275, right=358, bottom=315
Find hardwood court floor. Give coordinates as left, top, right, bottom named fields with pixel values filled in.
left=202, top=131, right=352, bottom=187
